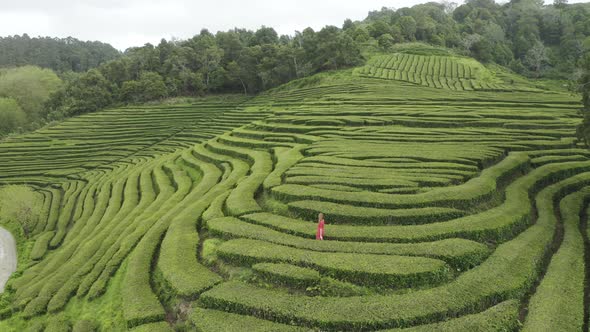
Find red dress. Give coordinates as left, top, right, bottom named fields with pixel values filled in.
left=316, top=219, right=325, bottom=240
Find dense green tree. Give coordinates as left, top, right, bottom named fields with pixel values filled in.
left=53, top=69, right=114, bottom=116
left=252, top=26, right=279, bottom=45
left=554, top=0, right=569, bottom=9
left=121, top=72, right=167, bottom=103
left=0, top=66, right=62, bottom=120
left=0, top=98, right=27, bottom=135
left=378, top=34, right=396, bottom=50
left=524, top=40, right=549, bottom=76
left=343, top=19, right=355, bottom=31
left=368, top=20, right=392, bottom=39
left=216, top=31, right=244, bottom=64
left=0, top=34, right=120, bottom=72
left=399, top=16, right=418, bottom=40
left=313, top=26, right=364, bottom=71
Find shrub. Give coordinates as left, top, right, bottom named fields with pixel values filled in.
left=252, top=263, right=320, bottom=288
left=216, top=238, right=452, bottom=288
left=522, top=187, right=590, bottom=331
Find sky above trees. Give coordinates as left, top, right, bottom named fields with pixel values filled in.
left=1, top=0, right=586, bottom=50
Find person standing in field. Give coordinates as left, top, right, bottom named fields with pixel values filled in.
left=316, top=213, right=325, bottom=240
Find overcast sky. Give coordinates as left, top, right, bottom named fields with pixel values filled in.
left=1, top=0, right=589, bottom=51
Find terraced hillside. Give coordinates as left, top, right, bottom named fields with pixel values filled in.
left=357, top=52, right=541, bottom=92
left=0, top=56, right=588, bottom=331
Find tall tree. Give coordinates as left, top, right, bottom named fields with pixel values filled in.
left=0, top=35, right=120, bottom=72
left=0, top=66, right=62, bottom=120
left=0, top=98, right=27, bottom=135
left=524, top=40, right=549, bottom=76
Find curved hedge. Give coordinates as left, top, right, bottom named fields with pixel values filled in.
left=190, top=307, right=306, bottom=332
left=288, top=200, right=465, bottom=225
left=383, top=300, right=520, bottom=331
left=30, top=231, right=55, bottom=261
left=208, top=216, right=489, bottom=269
left=200, top=171, right=590, bottom=330
left=216, top=238, right=452, bottom=288
left=522, top=187, right=590, bottom=331
left=272, top=152, right=531, bottom=209
left=252, top=263, right=320, bottom=288
left=262, top=146, right=304, bottom=190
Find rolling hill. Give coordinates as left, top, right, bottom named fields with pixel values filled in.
left=0, top=48, right=587, bottom=331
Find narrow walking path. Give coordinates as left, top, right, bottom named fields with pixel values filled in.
left=0, top=227, right=16, bottom=293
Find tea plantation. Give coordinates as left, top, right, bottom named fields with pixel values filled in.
left=0, top=52, right=588, bottom=331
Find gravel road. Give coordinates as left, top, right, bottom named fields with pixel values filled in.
left=0, top=227, right=16, bottom=293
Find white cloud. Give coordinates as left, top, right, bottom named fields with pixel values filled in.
left=0, top=0, right=588, bottom=50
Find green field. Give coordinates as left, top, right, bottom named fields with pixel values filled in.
left=0, top=51, right=588, bottom=331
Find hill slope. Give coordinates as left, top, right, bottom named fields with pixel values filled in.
left=0, top=54, right=587, bottom=331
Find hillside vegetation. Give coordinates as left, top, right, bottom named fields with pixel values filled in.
left=0, top=35, right=120, bottom=73
left=3, top=1, right=590, bottom=140
left=0, top=47, right=587, bottom=331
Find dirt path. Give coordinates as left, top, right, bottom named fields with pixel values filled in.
left=0, top=227, right=16, bottom=293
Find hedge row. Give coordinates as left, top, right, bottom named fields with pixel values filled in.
left=76, top=168, right=148, bottom=299
left=202, top=190, right=230, bottom=222
left=20, top=160, right=170, bottom=316
left=32, top=188, right=53, bottom=235
left=299, top=155, right=479, bottom=171
left=208, top=216, right=489, bottom=269
left=58, top=164, right=179, bottom=315
left=378, top=187, right=421, bottom=194
left=30, top=231, right=55, bottom=261
left=314, top=183, right=370, bottom=192
left=156, top=154, right=223, bottom=298
left=383, top=300, right=520, bottom=331
left=199, top=171, right=590, bottom=330
left=262, top=146, right=304, bottom=190
left=17, top=178, right=112, bottom=301
left=286, top=175, right=419, bottom=190
left=306, top=140, right=503, bottom=166
left=43, top=187, right=63, bottom=233
left=206, top=140, right=272, bottom=216
left=72, top=319, right=99, bottom=332
left=289, top=162, right=477, bottom=177
left=526, top=148, right=590, bottom=158
left=192, top=144, right=249, bottom=185
left=232, top=126, right=319, bottom=144
left=49, top=180, right=85, bottom=248
left=531, top=154, right=587, bottom=167
left=16, top=174, right=121, bottom=315
left=216, top=238, right=452, bottom=288
left=284, top=166, right=462, bottom=186
left=273, top=161, right=590, bottom=243
left=81, top=164, right=171, bottom=300
left=521, top=187, right=590, bottom=331
left=273, top=152, right=531, bottom=209
left=217, top=134, right=295, bottom=150
left=190, top=307, right=306, bottom=332
left=252, top=263, right=320, bottom=288
left=122, top=164, right=190, bottom=328
left=288, top=200, right=465, bottom=225
left=129, top=322, right=173, bottom=332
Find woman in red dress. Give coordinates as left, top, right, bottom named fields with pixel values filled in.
left=316, top=213, right=325, bottom=240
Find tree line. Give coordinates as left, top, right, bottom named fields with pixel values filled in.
left=0, top=34, right=120, bottom=73
left=0, top=66, right=62, bottom=136
left=45, top=26, right=364, bottom=119
left=363, top=0, right=590, bottom=78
